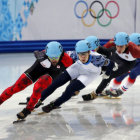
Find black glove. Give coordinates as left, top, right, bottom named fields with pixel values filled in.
left=18, top=97, right=30, bottom=105
left=34, top=50, right=46, bottom=62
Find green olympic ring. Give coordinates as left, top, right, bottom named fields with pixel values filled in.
left=97, top=9, right=112, bottom=27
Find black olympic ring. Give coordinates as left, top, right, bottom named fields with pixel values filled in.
left=89, top=1, right=104, bottom=19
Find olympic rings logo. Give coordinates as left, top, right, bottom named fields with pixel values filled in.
left=74, top=0, right=120, bottom=27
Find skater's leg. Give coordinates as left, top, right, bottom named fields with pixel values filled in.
left=26, top=75, right=52, bottom=111
left=0, top=73, right=32, bottom=104
left=42, top=80, right=85, bottom=113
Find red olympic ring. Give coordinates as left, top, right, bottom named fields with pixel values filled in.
left=105, top=1, right=120, bottom=19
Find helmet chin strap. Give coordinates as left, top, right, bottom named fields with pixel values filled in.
left=123, top=45, right=128, bottom=53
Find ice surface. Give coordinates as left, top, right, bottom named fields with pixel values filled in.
left=0, top=53, right=140, bottom=140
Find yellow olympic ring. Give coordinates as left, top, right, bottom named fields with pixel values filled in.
left=81, top=9, right=96, bottom=27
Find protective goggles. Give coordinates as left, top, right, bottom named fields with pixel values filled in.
left=77, top=51, right=89, bottom=56
left=48, top=56, right=60, bottom=61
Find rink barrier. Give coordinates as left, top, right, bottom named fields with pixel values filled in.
left=0, top=39, right=109, bottom=53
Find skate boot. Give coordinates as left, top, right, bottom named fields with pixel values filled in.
left=35, top=100, right=44, bottom=108
left=82, top=91, right=97, bottom=101
left=97, top=91, right=107, bottom=97
left=72, top=91, right=80, bottom=97
left=42, top=102, right=59, bottom=113
left=105, top=88, right=124, bottom=97
left=74, top=91, right=80, bottom=95
left=17, top=108, right=31, bottom=119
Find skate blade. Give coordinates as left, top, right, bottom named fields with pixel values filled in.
left=37, top=112, right=46, bottom=115
left=103, top=96, right=121, bottom=99
left=13, top=119, right=26, bottom=124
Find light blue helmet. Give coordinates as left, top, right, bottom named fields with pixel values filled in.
left=129, top=33, right=140, bottom=45
left=45, top=41, right=63, bottom=57
left=85, top=36, right=100, bottom=50
left=114, top=32, right=129, bottom=46
left=75, top=40, right=91, bottom=53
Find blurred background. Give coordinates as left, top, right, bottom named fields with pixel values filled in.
left=0, top=0, right=139, bottom=52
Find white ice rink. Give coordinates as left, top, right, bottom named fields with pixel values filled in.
left=0, top=53, right=140, bottom=140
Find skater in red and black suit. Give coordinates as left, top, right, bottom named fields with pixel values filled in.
left=0, top=41, right=73, bottom=118
left=82, top=32, right=140, bottom=101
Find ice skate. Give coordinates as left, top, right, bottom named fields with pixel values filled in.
left=16, top=108, right=31, bottom=120
left=42, top=102, right=60, bottom=113
left=105, top=88, right=123, bottom=97
left=82, top=91, right=97, bottom=101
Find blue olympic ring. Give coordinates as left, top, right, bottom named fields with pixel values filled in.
left=74, top=0, right=88, bottom=19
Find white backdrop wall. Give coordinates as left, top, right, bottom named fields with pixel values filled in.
left=136, top=0, right=140, bottom=32
left=21, top=0, right=136, bottom=40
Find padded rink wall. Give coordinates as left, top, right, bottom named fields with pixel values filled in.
left=0, top=39, right=109, bottom=53
left=0, top=0, right=139, bottom=52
